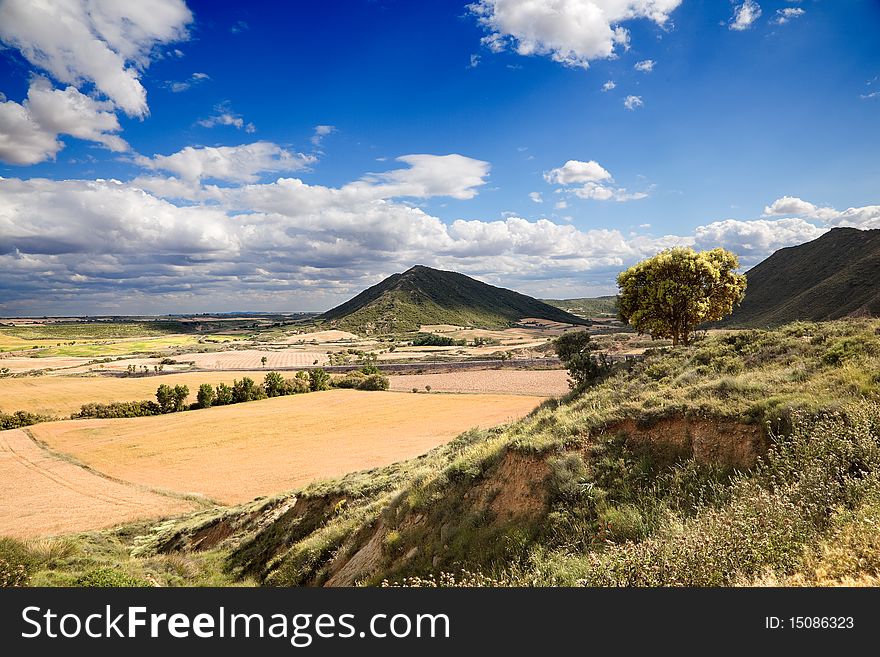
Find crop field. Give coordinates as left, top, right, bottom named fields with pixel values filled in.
left=0, top=428, right=197, bottom=538
left=172, top=349, right=330, bottom=370
left=0, top=371, right=269, bottom=417
left=30, top=390, right=544, bottom=505
left=387, top=369, right=570, bottom=396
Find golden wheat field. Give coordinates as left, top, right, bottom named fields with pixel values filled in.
left=0, top=371, right=270, bottom=417
left=29, top=390, right=544, bottom=506
left=0, top=428, right=198, bottom=538
left=387, top=369, right=570, bottom=396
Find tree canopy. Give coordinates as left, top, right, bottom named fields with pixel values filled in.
left=617, top=247, right=747, bottom=346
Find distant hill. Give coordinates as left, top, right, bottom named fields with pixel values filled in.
left=544, top=296, right=618, bottom=318
left=320, top=265, right=587, bottom=334
left=724, top=227, right=880, bottom=327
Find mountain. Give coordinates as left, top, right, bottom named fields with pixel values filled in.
left=544, top=296, right=618, bottom=318
left=320, top=265, right=587, bottom=333
left=725, top=227, right=880, bottom=327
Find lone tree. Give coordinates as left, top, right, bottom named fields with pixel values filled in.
left=553, top=330, right=609, bottom=389
left=617, top=247, right=746, bottom=346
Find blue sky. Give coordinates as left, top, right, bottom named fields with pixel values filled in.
left=1, top=0, right=878, bottom=314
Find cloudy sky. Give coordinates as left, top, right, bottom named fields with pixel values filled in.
left=1, top=0, right=878, bottom=315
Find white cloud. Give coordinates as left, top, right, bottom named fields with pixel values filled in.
left=775, top=7, right=804, bottom=24
left=602, top=80, right=616, bottom=91
left=468, top=0, right=682, bottom=69
left=624, top=94, right=644, bottom=110
left=545, top=159, right=648, bottom=203
left=693, top=217, right=825, bottom=263
left=311, top=125, right=336, bottom=147
left=730, top=1, right=762, bottom=31
left=363, top=154, right=491, bottom=200
left=197, top=103, right=255, bottom=132
left=555, top=199, right=568, bottom=210
left=0, top=0, right=192, bottom=117
left=468, top=54, right=481, bottom=68
left=135, top=142, right=316, bottom=183
left=529, top=191, right=543, bottom=203
left=544, top=159, right=612, bottom=184
left=168, top=71, right=210, bottom=93
left=634, top=59, right=655, bottom=72
left=0, top=77, right=128, bottom=165
left=763, top=195, right=838, bottom=221
left=861, top=92, right=879, bottom=101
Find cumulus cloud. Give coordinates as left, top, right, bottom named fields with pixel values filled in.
left=135, top=142, right=316, bottom=183
left=197, top=104, right=256, bottom=133
left=529, top=191, right=543, bottom=203
left=468, top=0, right=682, bottom=69
left=763, top=195, right=839, bottom=221
left=167, top=71, right=210, bottom=93
left=311, top=125, right=336, bottom=147
left=363, top=154, right=491, bottom=200
left=730, top=1, right=762, bottom=31
left=468, top=54, right=481, bottom=68
left=693, top=217, right=825, bottom=264
left=0, top=77, right=128, bottom=165
left=775, top=8, right=804, bottom=24
left=0, top=0, right=193, bottom=117
left=624, top=94, right=644, bottom=110
left=545, top=159, right=648, bottom=203
left=634, top=59, right=655, bottom=72
left=601, top=80, right=616, bottom=91
left=544, top=159, right=611, bottom=184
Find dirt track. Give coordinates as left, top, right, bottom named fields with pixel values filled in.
left=0, top=429, right=197, bottom=538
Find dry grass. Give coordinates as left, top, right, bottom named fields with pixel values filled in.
left=0, top=370, right=271, bottom=417
left=0, top=428, right=197, bottom=538
left=388, top=369, right=570, bottom=396
left=30, top=390, right=544, bottom=505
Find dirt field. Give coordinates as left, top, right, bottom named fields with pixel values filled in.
left=1, top=370, right=269, bottom=417
left=0, top=429, right=197, bottom=538
left=388, top=369, right=570, bottom=396
left=31, top=390, right=544, bottom=505
left=170, top=349, right=330, bottom=369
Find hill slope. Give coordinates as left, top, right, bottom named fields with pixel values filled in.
left=725, top=227, right=880, bottom=327
left=320, top=265, right=587, bottom=333
left=544, top=296, right=618, bottom=318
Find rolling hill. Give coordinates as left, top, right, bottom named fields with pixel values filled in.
left=544, top=295, right=618, bottom=318
left=320, top=265, right=587, bottom=333
left=725, top=227, right=880, bottom=327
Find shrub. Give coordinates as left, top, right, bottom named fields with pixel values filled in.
left=358, top=374, right=389, bottom=391
left=215, top=382, right=233, bottom=406
left=598, top=505, right=647, bottom=543
left=232, top=377, right=265, bottom=403
left=333, top=371, right=366, bottom=389
left=75, top=567, right=150, bottom=587
left=0, top=537, right=37, bottom=587
left=286, top=376, right=311, bottom=394
left=553, top=331, right=610, bottom=390
left=309, top=369, right=331, bottom=392
left=196, top=383, right=215, bottom=409
left=263, top=371, right=286, bottom=397
left=411, top=333, right=465, bottom=347
left=156, top=384, right=189, bottom=413
left=74, top=400, right=160, bottom=419
left=1, top=410, right=55, bottom=429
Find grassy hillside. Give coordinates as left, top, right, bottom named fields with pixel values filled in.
left=543, top=296, right=618, bottom=318
left=10, top=319, right=880, bottom=588
left=321, top=265, right=586, bottom=334
left=725, top=227, right=880, bottom=327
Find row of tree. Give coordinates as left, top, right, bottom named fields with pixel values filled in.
left=73, top=367, right=389, bottom=419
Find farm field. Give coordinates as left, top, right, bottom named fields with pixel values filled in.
left=171, top=349, right=330, bottom=370
left=29, top=390, right=545, bottom=505
left=0, top=428, right=197, bottom=538
left=0, top=370, right=269, bottom=417
left=387, top=369, right=570, bottom=396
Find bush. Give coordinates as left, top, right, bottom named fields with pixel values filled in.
left=232, top=377, right=265, bottom=403
left=287, top=376, right=311, bottom=394
left=553, top=331, right=610, bottom=390
left=411, top=333, right=465, bottom=347
left=1, top=410, right=55, bottom=429
left=0, top=537, right=37, bottom=587
left=333, top=371, right=366, bottom=389
left=74, top=400, right=160, bottom=419
left=75, top=567, right=150, bottom=587
left=196, top=383, right=215, bottom=409
left=358, top=373, right=389, bottom=391
left=263, top=371, right=286, bottom=397
left=156, top=384, right=189, bottom=413
left=598, top=505, right=647, bottom=543
left=309, top=369, right=331, bottom=392
left=215, top=382, right=233, bottom=406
